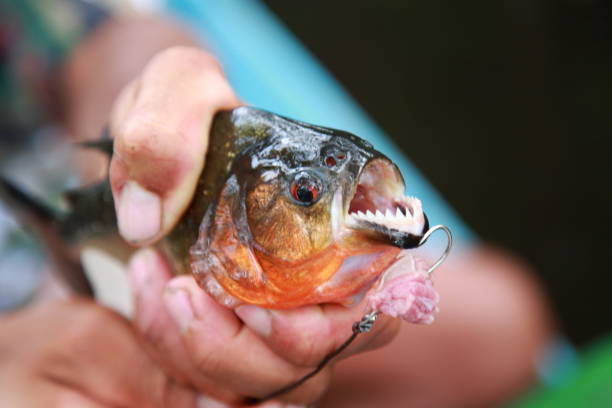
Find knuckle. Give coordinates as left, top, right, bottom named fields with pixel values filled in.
left=147, top=46, right=223, bottom=82
left=58, top=302, right=116, bottom=349
left=155, top=46, right=221, bottom=71
left=137, top=317, right=165, bottom=351
left=117, top=113, right=166, bottom=159
left=294, top=342, right=321, bottom=368
left=67, top=304, right=112, bottom=335
left=271, top=315, right=336, bottom=367
left=284, top=332, right=327, bottom=368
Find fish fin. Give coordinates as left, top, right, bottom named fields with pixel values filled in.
left=0, top=176, right=94, bottom=296
left=63, top=181, right=111, bottom=210
left=0, top=176, right=59, bottom=222
left=61, top=180, right=118, bottom=238
left=75, top=127, right=113, bottom=156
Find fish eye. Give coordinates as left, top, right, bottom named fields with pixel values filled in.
left=290, top=173, right=321, bottom=206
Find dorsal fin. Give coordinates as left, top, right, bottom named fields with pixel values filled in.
left=63, top=181, right=113, bottom=210
left=75, top=127, right=113, bottom=156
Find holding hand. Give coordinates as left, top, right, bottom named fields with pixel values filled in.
left=0, top=300, right=198, bottom=408
left=109, top=46, right=239, bottom=245
left=108, top=47, right=401, bottom=406
left=128, top=249, right=399, bottom=406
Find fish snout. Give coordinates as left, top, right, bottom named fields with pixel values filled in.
left=345, top=158, right=429, bottom=249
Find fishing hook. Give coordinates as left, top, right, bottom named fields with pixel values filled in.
left=253, top=224, right=453, bottom=404
left=418, top=224, right=454, bottom=275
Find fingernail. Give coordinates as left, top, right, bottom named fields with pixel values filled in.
left=117, top=180, right=161, bottom=243
left=128, top=249, right=161, bottom=329
left=164, top=286, right=194, bottom=332
left=235, top=305, right=272, bottom=337
left=128, top=249, right=156, bottom=292
left=196, top=394, right=229, bottom=408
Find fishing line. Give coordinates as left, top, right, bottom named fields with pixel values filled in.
left=251, top=311, right=380, bottom=403
left=251, top=224, right=452, bottom=404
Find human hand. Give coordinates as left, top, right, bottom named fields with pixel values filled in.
left=129, top=249, right=400, bottom=407
left=108, top=47, right=401, bottom=406
left=0, top=300, right=198, bottom=408
left=109, top=46, right=240, bottom=245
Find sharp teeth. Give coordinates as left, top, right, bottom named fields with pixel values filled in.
left=350, top=204, right=421, bottom=225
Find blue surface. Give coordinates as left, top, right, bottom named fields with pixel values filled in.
left=166, top=0, right=473, bottom=245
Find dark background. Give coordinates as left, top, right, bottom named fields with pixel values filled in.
left=264, top=0, right=611, bottom=346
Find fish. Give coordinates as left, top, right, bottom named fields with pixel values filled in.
left=0, top=107, right=429, bottom=309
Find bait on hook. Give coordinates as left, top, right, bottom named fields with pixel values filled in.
left=254, top=224, right=453, bottom=403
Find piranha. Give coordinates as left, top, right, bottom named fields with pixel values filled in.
left=0, top=107, right=429, bottom=309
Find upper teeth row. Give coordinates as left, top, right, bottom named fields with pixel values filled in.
left=349, top=208, right=413, bottom=222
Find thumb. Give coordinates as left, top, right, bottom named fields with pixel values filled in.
left=109, top=47, right=239, bottom=245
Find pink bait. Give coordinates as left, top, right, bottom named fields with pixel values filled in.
left=367, top=255, right=439, bottom=324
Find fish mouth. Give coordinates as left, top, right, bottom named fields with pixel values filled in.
left=346, top=159, right=429, bottom=248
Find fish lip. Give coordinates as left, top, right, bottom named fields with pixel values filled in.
left=344, top=158, right=428, bottom=248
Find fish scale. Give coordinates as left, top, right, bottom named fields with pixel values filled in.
left=1, top=106, right=430, bottom=309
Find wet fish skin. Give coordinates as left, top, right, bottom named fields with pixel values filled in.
left=169, top=107, right=426, bottom=308
left=1, top=107, right=428, bottom=308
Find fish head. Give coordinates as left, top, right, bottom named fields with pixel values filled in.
left=191, top=107, right=428, bottom=308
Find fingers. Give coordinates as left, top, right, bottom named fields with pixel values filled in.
left=109, top=46, right=240, bottom=244
left=166, top=277, right=324, bottom=398
left=0, top=299, right=198, bottom=408
left=129, top=247, right=400, bottom=405
left=128, top=249, right=331, bottom=406
left=128, top=249, right=223, bottom=398
left=52, top=301, right=193, bottom=408
left=235, top=302, right=401, bottom=368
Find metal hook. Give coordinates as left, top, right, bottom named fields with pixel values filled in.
left=256, top=225, right=453, bottom=404
left=418, top=224, right=453, bottom=275
left=373, top=224, right=453, bottom=292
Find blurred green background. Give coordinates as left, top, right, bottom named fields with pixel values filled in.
left=263, top=0, right=612, bottom=347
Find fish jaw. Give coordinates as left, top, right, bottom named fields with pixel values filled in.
left=341, top=158, right=429, bottom=249
left=310, top=246, right=402, bottom=306
left=306, top=158, right=432, bottom=305
left=192, top=241, right=401, bottom=309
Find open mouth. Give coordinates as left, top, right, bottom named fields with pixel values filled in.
left=346, top=159, right=428, bottom=248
